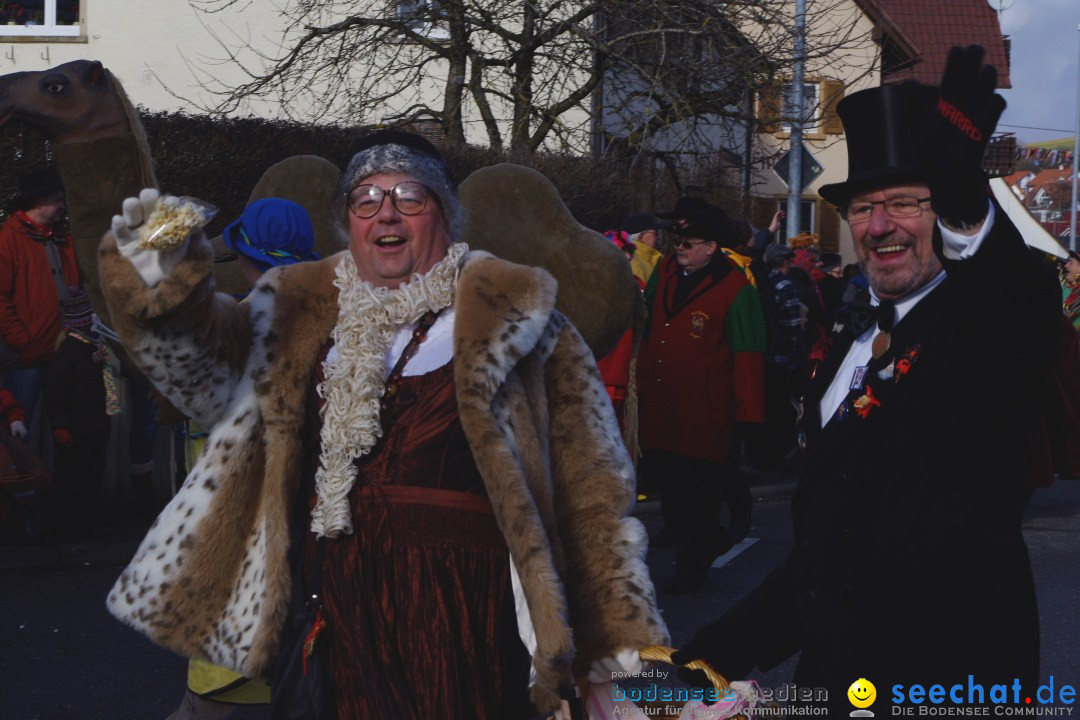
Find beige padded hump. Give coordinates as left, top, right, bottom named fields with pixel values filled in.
left=460, top=163, right=635, bottom=358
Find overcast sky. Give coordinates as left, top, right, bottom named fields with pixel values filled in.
left=996, top=0, right=1079, bottom=145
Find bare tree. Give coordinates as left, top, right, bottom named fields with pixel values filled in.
left=182, top=0, right=880, bottom=166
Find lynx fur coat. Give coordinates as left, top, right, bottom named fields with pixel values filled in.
left=99, top=230, right=667, bottom=713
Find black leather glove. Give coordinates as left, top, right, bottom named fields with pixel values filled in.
left=921, top=45, right=1006, bottom=227
left=670, top=629, right=743, bottom=705
left=675, top=667, right=717, bottom=705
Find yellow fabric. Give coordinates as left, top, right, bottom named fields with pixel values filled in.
left=187, top=658, right=270, bottom=704
left=184, top=291, right=266, bottom=704
left=184, top=419, right=209, bottom=474
left=720, top=248, right=757, bottom=287
left=630, top=241, right=662, bottom=287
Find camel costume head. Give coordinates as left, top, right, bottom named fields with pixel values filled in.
left=0, top=59, right=634, bottom=358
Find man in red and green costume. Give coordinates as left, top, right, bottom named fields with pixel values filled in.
left=637, top=199, right=765, bottom=594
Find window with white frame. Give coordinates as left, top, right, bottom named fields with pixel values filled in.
left=0, top=0, right=80, bottom=37
left=396, top=0, right=449, bottom=40
left=781, top=82, right=820, bottom=133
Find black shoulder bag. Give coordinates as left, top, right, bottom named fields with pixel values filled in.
left=269, top=533, right=336, bottom=719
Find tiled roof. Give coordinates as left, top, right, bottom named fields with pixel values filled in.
left=1027, top=167, right=1073, bottom=192
left=874, top=0, right=1011, bottom=88
left=1002, top=170, right=1035, bottom=188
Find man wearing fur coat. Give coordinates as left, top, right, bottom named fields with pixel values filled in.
left=100, top=130, right=667, bottom=719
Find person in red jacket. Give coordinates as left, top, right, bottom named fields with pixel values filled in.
left=637, top=199, right=766, bottom=594
left=0, top=168, right=82, bottom=430
left=0, top=371, right=51, bottom=538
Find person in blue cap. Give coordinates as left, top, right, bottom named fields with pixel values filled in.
left=222, top=197, right=321, bottom=286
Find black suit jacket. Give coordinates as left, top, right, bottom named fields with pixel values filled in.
left=690, top=202, right=1060, bottom=709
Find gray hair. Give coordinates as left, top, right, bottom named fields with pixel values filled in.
left=332, top=132, right=463, bottom=245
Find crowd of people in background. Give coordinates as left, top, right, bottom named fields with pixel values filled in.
left=0, top=167, right=325, bottom=551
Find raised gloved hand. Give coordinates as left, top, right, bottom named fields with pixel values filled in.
left=10, top=420, right=27, bottom=440
left=53, top=428, right=74, bottom=447
left=920, top=45, right=1006, bottom=227
left=111, top=188, right=202, bottom=287
left=587, top=647, right=644, bottom=684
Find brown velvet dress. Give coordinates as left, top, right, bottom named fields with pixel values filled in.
left=310, top=361, right=532, bottom=719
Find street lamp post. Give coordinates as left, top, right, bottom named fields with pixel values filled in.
left=786, top=0, right=807, bottom=241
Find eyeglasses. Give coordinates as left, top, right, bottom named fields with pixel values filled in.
left=347, top=181, right=431, bottom=218
left=672, top=238, right=712, bottom=250
left=844, top=196, right=931, bottom=224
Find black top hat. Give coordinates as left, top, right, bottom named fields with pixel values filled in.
left=818, top=82, right=939, bottom=207
left=14, top=167, right=64, bottom=210
left=656, top=196, right=712, bottom=220
left=667, top=201, right=735, bottom=247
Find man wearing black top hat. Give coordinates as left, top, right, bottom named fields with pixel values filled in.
left=0, top=167, right=81, bottom=427
left=637, top=198, right=766, bottom=594
left=671, top=46, right=1060, bottom=710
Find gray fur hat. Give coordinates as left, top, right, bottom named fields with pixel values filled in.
left=334, top=130, right=462, bottom=243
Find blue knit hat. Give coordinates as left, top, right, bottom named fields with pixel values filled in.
left=223, top=198, right=320, bottom=268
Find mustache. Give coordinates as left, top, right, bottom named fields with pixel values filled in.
left=862, top=234, right=915, bottom=251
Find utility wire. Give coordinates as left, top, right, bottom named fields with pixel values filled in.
left=999, top=123, right=1073, bottom=134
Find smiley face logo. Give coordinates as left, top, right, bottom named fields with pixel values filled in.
left=848, top=678, right=876, bottom=709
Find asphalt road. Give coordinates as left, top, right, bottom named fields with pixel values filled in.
left=1, top=473, right=1077, bottom=719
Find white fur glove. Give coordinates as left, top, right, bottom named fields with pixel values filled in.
left=112, top=188, right=197, bottom=288
left=587, top=647, right=644, bottom=684
left=10, top=420, right=27, bottom=440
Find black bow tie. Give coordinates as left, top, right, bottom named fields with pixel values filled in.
left=838, top=298, right=895, bottom=336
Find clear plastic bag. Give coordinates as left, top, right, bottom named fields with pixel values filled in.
left=136, top=196, right=218, bottom=250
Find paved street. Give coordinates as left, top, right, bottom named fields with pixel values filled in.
left=1, top=473, right=1077, bottom=719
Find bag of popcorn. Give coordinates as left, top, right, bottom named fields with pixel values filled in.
left=136, top=196, right=218, bottom=251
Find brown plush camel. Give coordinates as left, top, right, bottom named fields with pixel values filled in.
left=0, top=60, right=632, bottom=357
left=0, top=60, right=159, bottom=334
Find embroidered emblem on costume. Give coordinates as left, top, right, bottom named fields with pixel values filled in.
left=689, top=310, right=709, bottom=339
left=832, top=321, right=845, bottom=333
left=853, top=385, right=880, bottom=419
left=850, top=365, right=869, bottom=391
left=878, top=361, right=895, bottom=381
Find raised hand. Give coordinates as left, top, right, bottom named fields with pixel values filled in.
left=921, top=45, right=1006, bottom=228
left=110, top=189, right=199, bottom=287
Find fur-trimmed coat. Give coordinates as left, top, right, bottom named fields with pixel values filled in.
left=99, top=232, right=668, bottom=714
